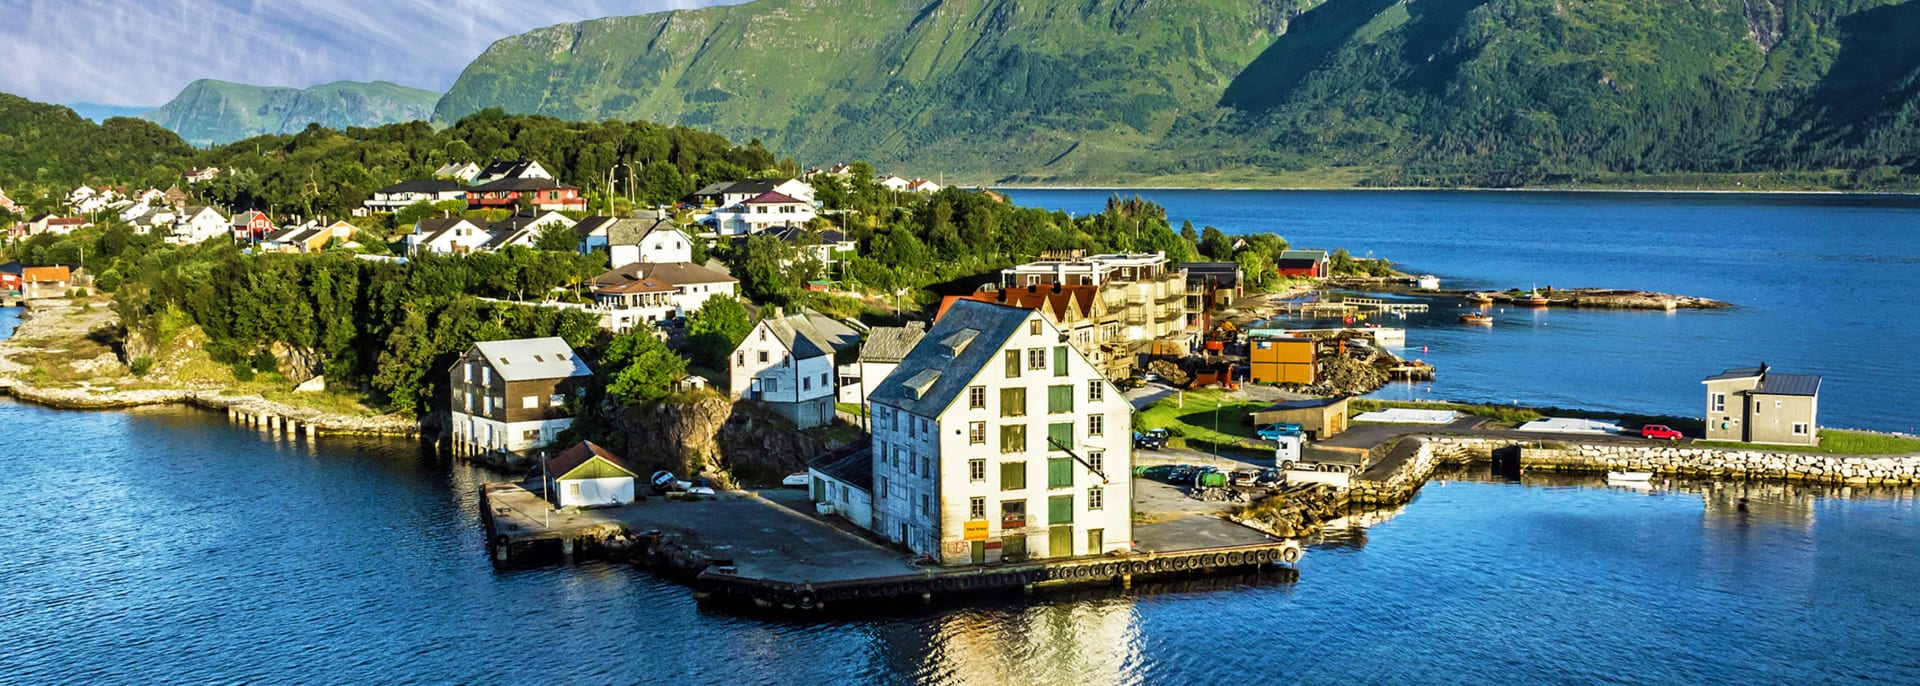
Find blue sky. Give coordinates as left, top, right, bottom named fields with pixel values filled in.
left=0, top=0, right=741, bottom=107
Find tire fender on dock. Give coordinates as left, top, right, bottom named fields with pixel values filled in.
left=1280, top=546, right=1302, bottom=563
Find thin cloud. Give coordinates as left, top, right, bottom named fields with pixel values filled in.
left=0, top=0, right=742, bottom=107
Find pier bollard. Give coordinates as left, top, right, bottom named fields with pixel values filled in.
left=562, top=537, right=575, bottom=564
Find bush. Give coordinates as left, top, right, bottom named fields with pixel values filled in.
left=231, top=362, right=256, bottom=382
left=250, top=350, right=278, bottom=373
left=130, top=356, right=155, bottom=377
left=95, top=269, right=122, bottom=292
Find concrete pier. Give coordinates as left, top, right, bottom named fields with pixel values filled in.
left=479, top=483, right=1303, bottom=612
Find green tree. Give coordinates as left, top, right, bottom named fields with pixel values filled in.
left=685, top=295, right=751, bottom=368
left=603, top=331, right=686, bottom=405
left=534, top=222, right=580, bottom=252
left=1199, top=226, right=1234, bottom=260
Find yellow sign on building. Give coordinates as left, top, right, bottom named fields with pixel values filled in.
left=964, top=520, right=990, bottom=541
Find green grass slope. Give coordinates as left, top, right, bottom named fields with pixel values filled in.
left=429, top=0, right=1917, bottom=189
left=142, top=80, right=441, bottom=147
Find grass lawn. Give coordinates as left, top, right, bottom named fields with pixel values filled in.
left=1698, top=429, right=1920, bottom=456
left=1347, top=398, right=1705, bottom=433
left=1138, top=390, right=1271, bottom=451
left=835, top=402, right=869, bottom=418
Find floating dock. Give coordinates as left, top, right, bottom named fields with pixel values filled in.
left=480, top=482, right=1303, bottom=612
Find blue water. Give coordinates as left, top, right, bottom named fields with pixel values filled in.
left=1005, top=190, right=1920, bottom=432
left=0, top=306, right=19, bottom=340
left=1, top=399, right=1916, bottom=684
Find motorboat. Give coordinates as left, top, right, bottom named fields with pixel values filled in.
left=1606, top=471, right=1654, bottom=482
left=1459, top=312, right=1493, bottom=325
left=1517, top=290, right=1550, bottom=307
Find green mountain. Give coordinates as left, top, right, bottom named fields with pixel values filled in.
left=434, top=0, right=1920, bottom=188
left=0, top=93, right=191, bottom=191
left=143, top=80, right=441, bottom=147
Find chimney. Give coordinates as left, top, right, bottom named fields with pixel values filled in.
left=1758, top=361, right=1769, bottom=378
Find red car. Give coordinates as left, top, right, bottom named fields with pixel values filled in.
left=1640, top=424, right=1684, bottom=441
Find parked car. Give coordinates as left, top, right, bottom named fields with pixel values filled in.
left=1255, top=468, right=1284, bottom=488
left=1256, top=422, right=1304, bottom=441
left=1641, top=424, right=1684, bottom=441
left=781, top=472, right=811, bottom=488
left=1167, top=465, right=1199, bottom=485
left=1229, top=468, right=1261, bottom=487
left=1116, top=376, right=1145, bottom=391
left=1134, top=428, right=1170, bottom=450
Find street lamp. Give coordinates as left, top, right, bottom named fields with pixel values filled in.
left=606, top=163, right=637, bottom=216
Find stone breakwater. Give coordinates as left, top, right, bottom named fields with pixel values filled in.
left=0, top=380, right=419, bottom=437
left=1348, top=435, right=1920, bottom=507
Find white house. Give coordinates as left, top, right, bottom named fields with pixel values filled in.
left=688, top=178, right=815, bottom=207
left=730, top=310, right=862, bottom=429
left=809, top=443, right=875, bottom=530
left=364, top=179, right=466, bottom=212
left=409, top=217, right=492, bottom=255
left=879, top=176, right=911, bottom=192
left=168, top=206, right=229, bottom=245
left=481, top=211, right=576, bottom=252
left=434, top=160, right=482, bottom=183
left=607, top=216, right=693, bottom=266
left=705, top=191, right=817, bottom=236
left=906, top=179, right=943, bottom=194
left=183, top=167, right=221, bottom=183
left=475, top=159, right=553, bottom=183
left=544, top=441, right=638, bottom=508
left=447, top=337, right=593, bottom=455
left=837, top=322, right=927, bottom=405
left=590, top=262, right=739, bottom=332
left=867, top=299, right=1133, bottom=565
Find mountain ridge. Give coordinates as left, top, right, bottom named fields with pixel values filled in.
left=431, top=0, right=1920, bottom=189
left=143, top=79, right=441, bottom=146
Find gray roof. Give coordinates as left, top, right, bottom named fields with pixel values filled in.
left=1255, top=397, right=1349, bottom=413
left=868, top=299, right=1033, bottom=417
left=414, top=217, right=483, bottom=245
left=573, top=216, right=618, bottom=237
left=1703, top=367, right=1765, bottom=382
left=692, top=179, right=782, bottom=197
left=376, top=179, right=464, bottom=194
left=467, top=337, right=592, bottom=382
left=760, top=311, right=860, bottom=361
left=1279, top=249, right=1329, bottom=260
left=1756, top=374, right=1822, bottom=397
left=809, top=441, right=873, bottom=491
left=470, top=177, right=574, bottom=192
left=857, top=323, right=928, bottom=364
left=608, top=216, right=679, bottom=245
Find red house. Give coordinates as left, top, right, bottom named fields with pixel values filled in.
left=231, top=210, right=276, bottom=241
left=465, top=178, right=586, bottom=212
left=1273, top=249, right=1331, bottom=278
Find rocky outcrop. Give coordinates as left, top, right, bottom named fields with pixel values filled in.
left=621, top=393, right=833, bottom=488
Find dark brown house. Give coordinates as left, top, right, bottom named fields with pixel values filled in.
left=448, top=337, right=593, bottom=454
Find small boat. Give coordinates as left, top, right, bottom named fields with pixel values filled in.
left=1606, top=471, right=1654, bottom=482
left=1465, top=291, right=1495, bottom=304
left=1458, top=312, right=1493, bottom=325
left=1516, top=290, right=1549, bottom=307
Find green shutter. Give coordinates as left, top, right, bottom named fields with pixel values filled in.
left=1000, top=424, right=1025, bottom=454
left=1001, top=461, right=1026, bottom=490
left=1053, top=346, right=1068, bottom=376
left=1048, top=457, right=1073, bottom=489
left=1049, top=495, right=1074, bottom=524
left=1048, top=385, right=1073, bottom=414
left=1005, top=349, right=1020, bottom=378
left=1048, top=422, right=1074, bottom=451
left=1001, top=387, right=1025, bottom=417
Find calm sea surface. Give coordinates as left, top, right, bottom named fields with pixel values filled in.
left=1007, top=190, right=1920, bottom=433
left=0, top=398, right=1915, bottom=684
left=3, top=189, right=1919, bottom=685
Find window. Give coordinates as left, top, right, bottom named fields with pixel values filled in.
left=1089, top=414, right=1104, bottom=436
left=568, top=483, right=580, bottom=496
left=803, top=376, right=812, bottom=391
left=880, top=476, right=889, bottom=499
left=1048, top=422, right=1074, bottom=451
left=1001, top=500, right=1027, bottom=528
left=1000, top=461, right=1026, bottom=490
left=970, top=497, right=986, bottom=520
left=1087, top=528, right=1104, bottom=553
left=1053, top=346, right=1068, bottom=376
left=1089, top=485, right=1104, bottom=510
left=969, top=421, right=986, bottom=445
left=1000, top=388, right=1026, bottom=417
left=1088, top=379, right=1104, bottom=402
left=921, top=456, right=931, bottom=479
left=908, top=452, right=918, bottom=475
left=1088, top=450, right=1104, bottom=474
left=735, top=353, right=745, bottom=370
left=1029, top=319, right=1042, bottom=336
left=1048, top=495, right=1074, bottom=524
left=463, top=362, right=471, bottom=383
left=907, top=417, right=915, bottom=437
left=920, top=494, right=932, bottom=517
left=1000, top=425, right=1026, bottom=454
left=1711, top=393, right=1726, bottom=413
left=523, top=429, right=540, bottom=441
left=766, top=377, right=779, bottom=392
left=1028, top=348, right=1046, bottom=370
left=821, top=372, right=829, bottom=387
left=1048, top=385, right=1074, bottom=414
left=482, top=367, right=491, bottom=385
left=1005, top=350, right=1021, bottom=378
left=969, top=386, right=986, bottom=409
left=759, top=350, right=770, bottom=363
left=969, top=458, right=986, bottom=481
left=549, top=394, right=566, bottom=406
left=1755, top=401, right=1762, bottom=415
left=1793, top=422, right=1809, bottom=436
left=1048, top=457, right=1073, bottom=489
